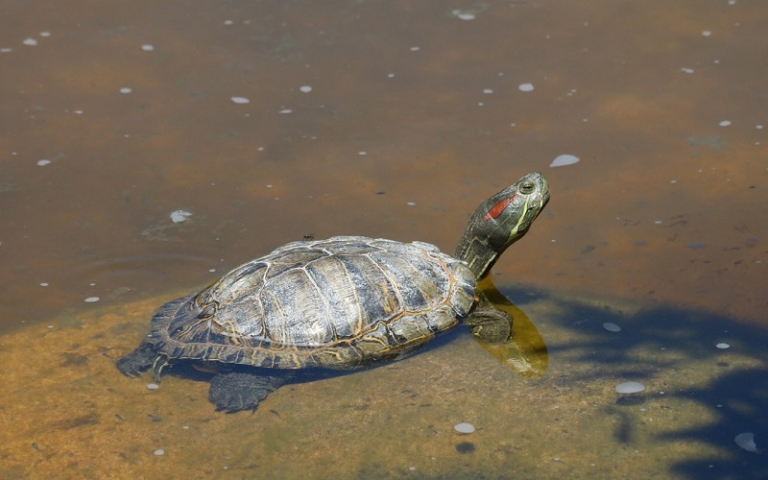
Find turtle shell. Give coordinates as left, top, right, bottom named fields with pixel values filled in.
left=144, top=236, right=477, bottom=370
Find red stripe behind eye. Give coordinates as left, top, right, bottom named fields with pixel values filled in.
left=483, top=194, right=516, bottom=220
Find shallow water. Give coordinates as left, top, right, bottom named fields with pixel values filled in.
left=1, top=0, right=766, bottom=478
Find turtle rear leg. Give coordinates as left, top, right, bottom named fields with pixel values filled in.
left=209, top=372, right=290, bottom=413
left=116, top=341, right=158, bottom=377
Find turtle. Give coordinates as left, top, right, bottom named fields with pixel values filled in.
left=116, top=172, right=549, bottom=412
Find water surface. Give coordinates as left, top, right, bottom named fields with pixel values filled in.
left=1, top=1, right=766, bottom=478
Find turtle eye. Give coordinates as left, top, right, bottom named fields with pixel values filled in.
left=520, top=181, right=535, bottom=194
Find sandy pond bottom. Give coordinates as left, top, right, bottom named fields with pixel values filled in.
left=1, top=288, right=766, bottom=479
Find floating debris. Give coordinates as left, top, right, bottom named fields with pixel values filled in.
left=716, top=343, right=730, bottom=349
left=147, top=383, right=160, bottom=390
left=299, top=85, right=312, bottom=93
left=37, top=159, right=51, bottom=166
left=141, top=44, right=155, bottom=51
left=119, top=87, right=132, bottom=94
left=603, top=322, right=622, bottom=332
left=734, top=432, right=761, bottom=453
left=454, top=422, right=475, bottom=434
left=719, top=120, right=732, bottom=127
left=153, top=449, right=165, bottom=456
left=518, top=83, right=534, bottom=92
left=231, top=96, right=250, bottom=104
left=615, top=382, right=645, bottom=394
left=84, top=296, right=100, bottom=303
left=550, top=154, right=580, bottom=168
left=452, top=10, right=477, bottom=21
left=169, top=210, right=192, bottom=224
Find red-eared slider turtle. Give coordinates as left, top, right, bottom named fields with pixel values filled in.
left=117, top=172, right=549, bottom=412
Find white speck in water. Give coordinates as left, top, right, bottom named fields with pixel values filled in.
left=279, top=108, right=293, bottom=114
left=387, top=72, right=395, bottom=78
left=549, top=154, right=580, bottom=168
left=654, top=220, right=663, bottom=224
left=409, top=466, right=416, bottom=471
left=680, top=67, right=694, bottom=74
left=183, top=425, right=190, bottom=430
left=74, top=110, right=83, bottom=115
left=756, top=125, right=764, bottom=130
left=670, top=179, right=678, bottom=184
left=452, top=10, right=477, bottom=21
left=37, top=159, right=51, bottom=166
left=147, top=383, right=160, bottom=390
left=1, top=48, right=12, bottom=53
left=266, top=184, right=273, bottom=188
left=518, top=83, right=534, bottom=92
left=616, top=382, right=645, bottom=394
left=40, top=31, right=51, bottom=37
left=483, top=89, right=494, bottom=94
left=47, top=325, right=55, bottom=329
left=603, top=322, right=622, bottom=332
left=454, top=422, right=475, bottom=434
left=224, top=20, right=234, bottom=25
left=719, top=120, right=732, bottom=127
left=553, top=457, right=561, bottom=462
left=701, top=30, right=712, bottom=37
left=84, top=296, right=100, bottom=303
left=231, top=96, right=250, bottom=104
left=141, top=44, right=155, bottom=51
left=23, top=38, right=38, bottom=46
left=170, top=210, right=193, bottom=223
left=410, top=46, right=420, bottom=52
left=40, top=282, right=49, bottom=287
left=734, top=432, right=760, bottom=453
left=299, top=85, right=312, bottom=93
left=153, top=449, right=165, bottom=456
left=716, top=343, right=730, bottom=349
left=120, top=87, right=133, bottom=94
left=358, top=151, right=367, bottom=156
left=406, top=201, right=416, bottom=206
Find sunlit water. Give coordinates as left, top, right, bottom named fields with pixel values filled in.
left=1, top=1, right=766, bottom=478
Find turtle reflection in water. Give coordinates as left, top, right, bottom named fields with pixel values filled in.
left=117, top=172, right=550, bottom=412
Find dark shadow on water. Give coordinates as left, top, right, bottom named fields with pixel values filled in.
left=502, top=285, right=768, bottom=480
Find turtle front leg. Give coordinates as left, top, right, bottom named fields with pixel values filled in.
left=466, top=305, right=513, bottom=344
left=116, top=341, right=158, bottom=377
left=209, top=372, right=291, bottom=413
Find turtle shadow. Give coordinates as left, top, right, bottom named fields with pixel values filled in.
left=500, top=284, right=768, bottom=480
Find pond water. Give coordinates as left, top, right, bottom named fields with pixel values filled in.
left=1, top=1, right=766, bottom=478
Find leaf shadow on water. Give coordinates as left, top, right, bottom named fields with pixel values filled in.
left=504, top=285, right=768, bottom=479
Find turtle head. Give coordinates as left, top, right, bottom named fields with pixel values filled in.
left=454, top=172, right=549, bottom=279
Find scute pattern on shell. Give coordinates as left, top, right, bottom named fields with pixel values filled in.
left=144, top=236, right=476, bottom=369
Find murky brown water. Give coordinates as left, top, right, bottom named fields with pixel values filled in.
left=1, top=0, right=766, bottom=478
